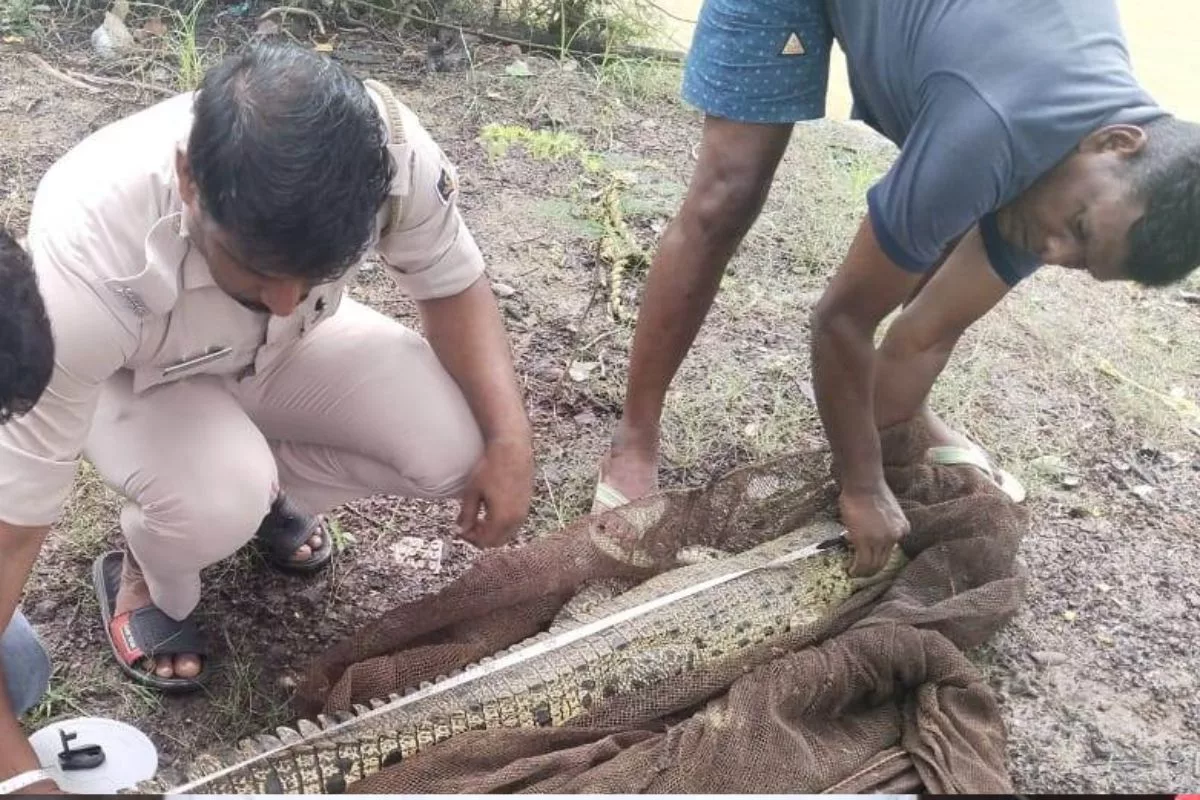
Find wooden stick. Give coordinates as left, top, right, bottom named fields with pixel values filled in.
left=24, top=53, right=101, bottom=94
left=64, top=69, right=176, bottom=96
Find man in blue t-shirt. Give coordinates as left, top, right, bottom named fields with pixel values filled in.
left=595, top=0, right=1200, bottom=576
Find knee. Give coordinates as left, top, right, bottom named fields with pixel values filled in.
left=684, top=153, right=777, bottom=243
left=138, top=459, right=276, bottom=558
left=406, top=423, right=484, bottom=499
left=1, top=613, right=51, bottom=717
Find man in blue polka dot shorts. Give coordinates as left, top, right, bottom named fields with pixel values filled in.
left=596, top=0, right=1200, bottom=577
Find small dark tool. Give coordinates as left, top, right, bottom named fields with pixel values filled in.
left=57, top=729, right=106, bottom=771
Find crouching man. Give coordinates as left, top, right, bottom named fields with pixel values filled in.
left=0, top=44, right=534, bottom=789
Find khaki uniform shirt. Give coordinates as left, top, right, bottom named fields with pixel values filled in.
left=0, top=83, right=484, bottom=527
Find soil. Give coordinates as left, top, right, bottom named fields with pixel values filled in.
left=2, top=8, right=1199, bottom=792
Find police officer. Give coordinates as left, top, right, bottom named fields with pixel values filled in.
left=0, top=42, right=534, bottom=792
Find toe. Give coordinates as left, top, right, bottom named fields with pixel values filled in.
left=153, top=656, right=174, bottom=679
left=292, top=543, right=313, bottom=562
left=174, top=654, right=202, bottom=679
left=308, top=532, right=323, bottom=550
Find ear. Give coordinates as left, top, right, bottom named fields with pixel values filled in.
left=1079, top=124, right=1148, bottom=157
left=175, top=147, right=198, bottom=207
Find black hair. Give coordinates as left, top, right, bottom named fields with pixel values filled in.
left=1123, top=116, right=1200, bottom=286
left=188, top=41, right=394, bottom=282
left=0, top=229, right=54, bottom=423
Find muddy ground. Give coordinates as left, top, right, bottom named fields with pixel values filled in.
left=1, top=6, right=1199, bottom=793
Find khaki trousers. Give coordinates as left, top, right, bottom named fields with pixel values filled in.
left=84, top=299, right=483, bottom=620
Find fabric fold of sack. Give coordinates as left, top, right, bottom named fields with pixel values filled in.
left=296, top=421, right=1027, bottom=793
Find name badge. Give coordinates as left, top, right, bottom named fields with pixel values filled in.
left=161, top=346, right=233, bottom=378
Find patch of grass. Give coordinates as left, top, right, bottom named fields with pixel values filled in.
left=132, top=0, right=215, bottom=90
left=658, top=352, right=818, bottom=481
left=325, top=516, right=357, bottom=552
left=57, top=461, right=121, bottom=562
left=595, top=56, right=681, bottom=106
left=532, top=197, right=605, bottom=237
left=204, top=629, right=292, bottom=744
left=27, top=655, right=163, bottom=731
left=479, top=122, right=601, bottom=170
left=0, top=0, right=35, bottom=35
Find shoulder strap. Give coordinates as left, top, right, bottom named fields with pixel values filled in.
left=364, top=78, right=409, bottom=234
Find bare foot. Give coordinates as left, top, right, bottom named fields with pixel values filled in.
left=113, top=555, right=200, bottom=680
left=288, top=528, right=325, bottom=563
left=598, top=422, right=661, bottom=508
left=918, top=406, right=975, bottom=451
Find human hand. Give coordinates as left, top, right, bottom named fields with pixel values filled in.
left=456, top=436, right=534, bottom=547
left=838, top=485, right=909, bottom=577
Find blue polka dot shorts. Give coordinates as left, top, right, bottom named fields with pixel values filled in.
left=682, top=0, right=833, bottom=123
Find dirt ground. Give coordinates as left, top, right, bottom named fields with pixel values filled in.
left=2, top=7, right=1199, bottom=793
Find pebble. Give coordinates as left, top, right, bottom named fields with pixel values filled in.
left=491, top=282, right=517, bottom=298
left=1031, top=650, right=1068, bottom=666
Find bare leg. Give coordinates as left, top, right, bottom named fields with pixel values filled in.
left=601, top=116, right=795, bottom=503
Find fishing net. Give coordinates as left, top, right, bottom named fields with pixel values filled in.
left=296, top=420, right=1026, bottom=793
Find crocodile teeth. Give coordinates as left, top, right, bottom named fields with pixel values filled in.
left=387, top=693, right=403, bottom=703
left=236, top=737, right=264, bottom=755
left=352, top=703, right=371, bottom=716
left=332, top=710, right=355, bottom=724
left=369, top=698, right=388, bottom=709
left=257, top=733, right=284, bottom=750
left=277, top=726, right=304, bottom=745
left=418, top=680, right=433, bottom=690
left=317, top=714, right=336, bottom=729
left=297, top=718, right=323, bottom=737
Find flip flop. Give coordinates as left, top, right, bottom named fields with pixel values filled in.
left=92, top=551, right=208, bottom=694
left=591, top=479, right=631, bottom=514
left=254, top=493, right=335, bottom=575
left=927, top=443, right=1027, bottom=503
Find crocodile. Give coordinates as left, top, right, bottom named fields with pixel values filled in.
left=133, top=516, right=896, bottom=794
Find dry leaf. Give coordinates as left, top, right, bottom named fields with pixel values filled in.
left=314, top=41, right=334, bottom=52
left=140, top=16, right=168, bottom=37
left=255, top=18, right=281, bottom=36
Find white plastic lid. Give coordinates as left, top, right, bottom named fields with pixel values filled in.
left=28, top=716, right=159, bottom=794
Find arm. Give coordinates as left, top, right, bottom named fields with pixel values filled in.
left=810, top=218, right=920, bottom=576
left=0, top=524, right=56, bottom=792
left=417, top=278, right=533, bottom=546
left=873, top=225, right=1012, bottom=429
left=812, top=220, right=1012, bottom=575
left=371, top=94, right=533, bottom=547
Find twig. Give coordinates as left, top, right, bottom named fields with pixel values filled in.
left=552, top=279, right=603, bottom=403
left=64, top=69, right=175, bottom=96
left=341, top=0, right=685, bottom=62
left=259, top=5, right=327, bottom=36
left=24, top=53, right=101, bottom=94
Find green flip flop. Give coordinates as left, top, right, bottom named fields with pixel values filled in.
left=927, top=443, right=1027, bottom=503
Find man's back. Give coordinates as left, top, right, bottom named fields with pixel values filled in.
left=829, top=0, right=1161, bottom=169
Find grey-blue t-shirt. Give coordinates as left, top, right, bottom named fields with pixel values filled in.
left=825, top=0, right=1166, bottom=285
